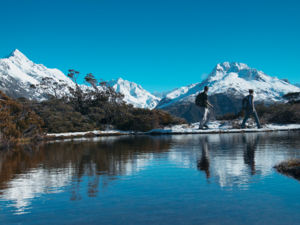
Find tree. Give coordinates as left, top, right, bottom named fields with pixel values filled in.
left=30, top=77, right=68, bottom=99
left=85, top=73, right=98, bottom=91
left=68, top=69, right=85, bottom=113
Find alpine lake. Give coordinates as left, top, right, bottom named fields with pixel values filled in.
left=1, top=131, right=300, bottom=225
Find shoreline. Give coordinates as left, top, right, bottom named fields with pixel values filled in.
left=45, top=123, right=300, bottom=141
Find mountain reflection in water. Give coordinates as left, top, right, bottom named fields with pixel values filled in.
left=0, top=136, right=171, bottom=213
left=0, top=132, right=300, bottom=216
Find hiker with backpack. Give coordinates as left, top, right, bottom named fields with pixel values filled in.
left=195, top=86, right=213, bottom=129
left=241, top=89, right=261, bottom=129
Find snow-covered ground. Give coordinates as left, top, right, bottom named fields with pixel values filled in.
left=46, top=129, right=132, bottom=137
left=46, top=121, right=300, bottom=138
left=148, top=121, right=300, bottom=134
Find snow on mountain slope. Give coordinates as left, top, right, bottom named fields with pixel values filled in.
left=107, top=78, right=161, bottom=109
left=165, top=83, right=198, bottom=99
left=0, top=49, right=74, bottom=100
left=152, top=90, right=171, bottom=99
left=157, top=62, right=300, bottom=109
left=0, top=50, right=159, bottom=109
left=2, top=50, right=298, bottom=111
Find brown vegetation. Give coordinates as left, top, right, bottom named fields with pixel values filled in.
left=22, top=71, right=185, bottom=134
left=0, top=91, right=43, bottom=149
left=256, top=103, right=300, bottom=124
left=217, top=99, right=300, bottom=126
left=275, top=159, right=300, bottom=181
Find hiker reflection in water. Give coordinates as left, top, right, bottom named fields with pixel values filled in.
left=197, top=137, right=210, bottom=179
left=243, top=134, right=259, bottom=175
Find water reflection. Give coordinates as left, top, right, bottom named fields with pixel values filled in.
left=168, top=132, right=300, bottom=188
left=0, top=136, right=172, bottom=213
left=197, top=137, right=210, bottom=179
left=243, top=134, right=259, bottom=175
left=1, top=132, right=300, bottom=215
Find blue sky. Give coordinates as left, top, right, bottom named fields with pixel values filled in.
left=1, top=0, right=300, bottom=92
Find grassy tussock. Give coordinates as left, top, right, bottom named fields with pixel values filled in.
left=0, top=91, right=43, bottom=150
left=275, top=159, right=300, bottom=181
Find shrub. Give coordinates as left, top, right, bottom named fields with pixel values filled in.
left=29, top=98, right=95, bottom=133
left=25, top=76, right=185, bottom=133
left=275, top=159, right=300, bottom=181
left=0, top=91, right=43, bottom=149
left=268, top=104, right=300, bottom=124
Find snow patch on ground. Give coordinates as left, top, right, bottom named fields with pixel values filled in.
left=47, top=130, right=132, bottom=137
left=148, top=122, right=300, bottom=134
left=46, top=122, right=300, bottom=138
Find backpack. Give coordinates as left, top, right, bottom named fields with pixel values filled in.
left=242, top=96, right=250, bottom=110
left=195, top=92, right=206, bottom=107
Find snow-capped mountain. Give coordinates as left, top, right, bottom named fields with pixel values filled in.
left=0, top=49, right=74, bottom=100
left=157, top=62, right=300, bottom=122
left=1, top=50, right=299, bottom=115
left=107, top=78, right=161, bottom=109
left=0, top=49, right=159, bottom=109
left=158, top=62, right=300, bottom=108
left=156, top=83, right=199, bottom=108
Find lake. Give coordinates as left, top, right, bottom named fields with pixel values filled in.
left=1, top=131, right=300, bottom=225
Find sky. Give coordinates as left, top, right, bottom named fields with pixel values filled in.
left=0, top=0, right=300, bottom=92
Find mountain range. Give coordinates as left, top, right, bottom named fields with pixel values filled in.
left=1, top=50, right=299, bottom=122
left=0, top=50, right=159, bottom=109
left=156, top=62, right=300, bottom=121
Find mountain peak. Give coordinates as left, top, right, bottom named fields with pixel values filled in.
left=8, top=49, right=30, bottom=62
left=215, top=62, right=250, bottom=72
left=113, top=77, right=140, bottom=88
left=206, top=62, right=260, bottom=82
left=106, top=77, right=160, bottom=109
left=116, top=77, right=125, bottom=82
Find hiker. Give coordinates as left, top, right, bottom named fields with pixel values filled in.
left=195, top=86, right=213, bottom=129
left=241, top=89, right=261, bottom=128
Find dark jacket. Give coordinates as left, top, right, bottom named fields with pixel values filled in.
left=244, top=94, right=255, bottom=112
left=202, top=92, right=209, bottom=108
